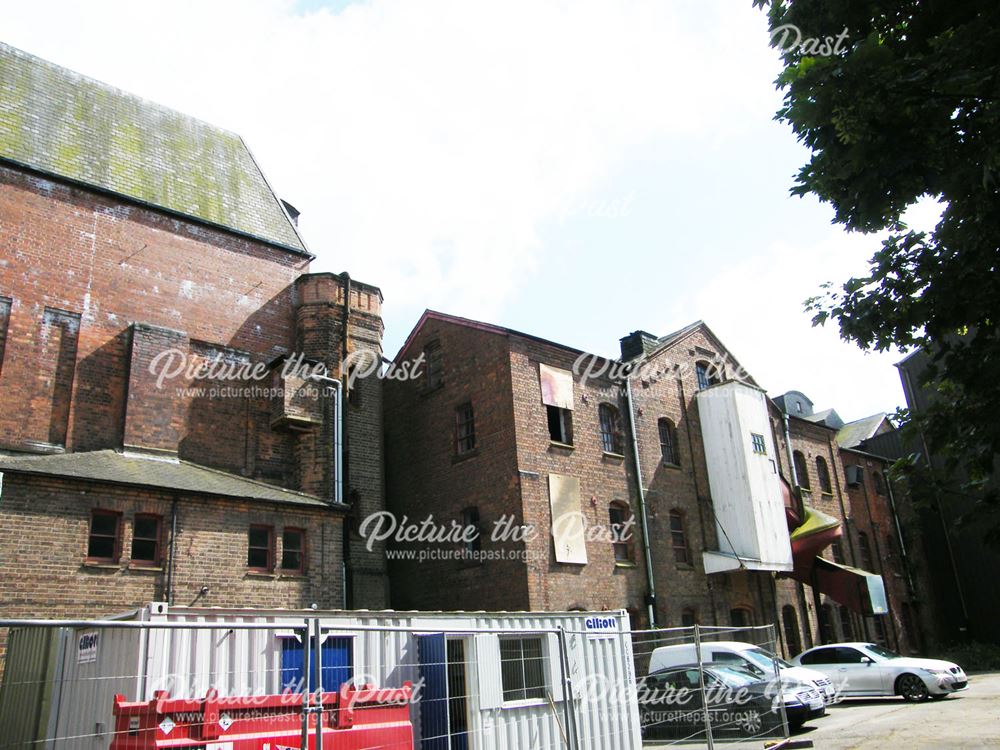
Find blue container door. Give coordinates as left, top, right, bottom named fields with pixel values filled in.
left=280, top=636, right=353, bottom=692
left=417, top=633, right=449, bottom=750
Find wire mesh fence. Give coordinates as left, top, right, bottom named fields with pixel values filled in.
left=0, top=609, right=647, bottom=750
left=0, top=612, right=833, bottom=749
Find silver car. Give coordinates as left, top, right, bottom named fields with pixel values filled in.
left=791, top=642, right=968, bottom=702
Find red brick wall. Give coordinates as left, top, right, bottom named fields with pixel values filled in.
left=384, top=318, right=528, bottom=611
left=0, top=472, right=344, bottom=672
left=507, top=338, right=646, bottom=616
left=0, top=165, right=304, bottom=458
left=840, top=448, right=924, bottom=653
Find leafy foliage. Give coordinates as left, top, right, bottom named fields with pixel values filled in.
left=755, top=0, right=1000, bottom=541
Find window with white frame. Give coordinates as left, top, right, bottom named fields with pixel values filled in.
left=499, top=636, right=546, bottom=701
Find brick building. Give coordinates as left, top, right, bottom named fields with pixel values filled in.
left=0, top=42, right=388, bottom=662
left=384, top=312, right=923, bottom=656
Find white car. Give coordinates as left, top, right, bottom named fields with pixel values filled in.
left=648, top=640, right=836, bottom=705
left=791, top=642, right=968, bottom=702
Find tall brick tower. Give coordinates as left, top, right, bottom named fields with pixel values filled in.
left=294, top=272, right=389, bottom=608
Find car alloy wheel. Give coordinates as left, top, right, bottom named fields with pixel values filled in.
left=741, top=710, right=763, bottom=735
left=897, top=673, right=930, bottom=702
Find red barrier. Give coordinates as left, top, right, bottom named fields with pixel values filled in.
left=110, top=682, right=413, bottom=750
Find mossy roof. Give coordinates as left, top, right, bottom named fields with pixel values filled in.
left=0, top=42, right=308, bottom=256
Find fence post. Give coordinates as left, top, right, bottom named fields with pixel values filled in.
left=301, top=620, right=312, bottom=750
left=557, top=626, right=577, bottom=750
left=692, top=624, right=715, bottom=750
left=769, top=625, right=790, bottom=740
left=313, top=617, right=324, bottom=750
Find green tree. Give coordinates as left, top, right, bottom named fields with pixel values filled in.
left=755, top=0, right=1000, bottom=539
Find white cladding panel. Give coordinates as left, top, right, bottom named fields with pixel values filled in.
left=697, top=381, right=793, bottom=570
left=21, top=607, right=641, bottom=750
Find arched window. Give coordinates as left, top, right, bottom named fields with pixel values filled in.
left=857, top=531, right=873, bottom=570
left=681, top=608, right=698, bottom=627
left=609, top=501, right=634, bottom=562
left=695, top=361, right=720, bottom=390
left=729, top=607, right=754, bottom=628
left=816, top=456, right=832, bottom=493
left=658, top=418, right=679, bottom=466
left=669, top=510, right=689, bottom=564
left=838, top=606, right=854, bottom=641
left=599, top=403, right=624, bottom=455
left=793, top=450, right=811, bottom=491
left=818, top=603, right=835, bottom=644
left=782, top=605, right=802, bottom=657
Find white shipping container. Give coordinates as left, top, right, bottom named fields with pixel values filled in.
left=1, top=605, right=642, bottom=750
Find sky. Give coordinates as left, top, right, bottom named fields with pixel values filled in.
left=3, top=0, right=934, bottom=421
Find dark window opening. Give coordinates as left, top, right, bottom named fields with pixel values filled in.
left=424, top=340, right=443, bottom=390
left=0, top=296, right=11, bottom=375
left=609, top=502, right=633, bottom=562
left=782, top=605, right=802, bottom=657
left=669, top=510, right=689, bottom=564
left=816, top=456, right=832, bottom=493
left=681, top=608, right=698, bottom=627
left=248, top=525, right=274, bottom=571
left=462, top=507, right=481, bottom=554
left=695, top=361, right=720, bottom=390
left=130, top=514, right=162, bottom=565
left=87, top=510, right=121, bottom=562
left=282, top=528, right=305, bottom=573
left=500, top=637, right=546, bottom=701
left=599, top=403, right=624, bottom=454
left=546, top=405, right=573, bottom=445
left=659, top=418, right=679, bottom=465
left=874, top=471, right=887, bottom=496
left=830, top=540, right=845, bottom=565
left=729, top=607, right=753, bottom=628
left=455, top=402, right=476, bottom=454
left=838, top=606, right=854, bottom=641
left=857, top=531, right=873, bottom=571
left=818, top=604, right=835, bottom=644
left=793, top=450, right=811, bottom=491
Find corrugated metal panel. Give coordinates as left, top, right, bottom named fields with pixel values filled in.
left=0, top=626, right=61, bottom=747
left=51, top=625, right=142, bottom=749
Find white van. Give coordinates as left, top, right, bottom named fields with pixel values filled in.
left=648, top=640, right=836, bottom=705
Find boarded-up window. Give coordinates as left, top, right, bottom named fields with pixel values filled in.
left=539, top=364, right=574, bottom=410
left=548, top=474, right=587, bottom=564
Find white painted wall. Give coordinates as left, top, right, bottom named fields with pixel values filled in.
left=696, top=381, right=793, bottom=571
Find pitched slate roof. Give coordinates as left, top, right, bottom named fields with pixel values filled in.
left=0, top=450, right=338, bottom=509
left=837, top=413, right=891, bottom=450
left=0, top=42, right=309, bottom=256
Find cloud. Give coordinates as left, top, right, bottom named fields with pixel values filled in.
left=1, top=0, right=781, bottom=323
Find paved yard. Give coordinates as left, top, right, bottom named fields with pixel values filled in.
left=644, top=672, right=1000, bottom=750
left=790, top=671, right=1000, bottom=749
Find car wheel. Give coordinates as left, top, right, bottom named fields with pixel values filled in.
left=896, top=673, right=930, bottom=702
left=741, top=710, right=763, bottom=735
